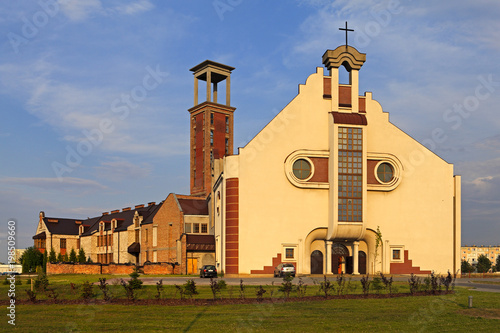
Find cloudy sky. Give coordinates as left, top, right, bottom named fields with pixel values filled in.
left=0, top=0, right=499, bottom=262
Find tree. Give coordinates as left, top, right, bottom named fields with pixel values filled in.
left=78, top=249, right=86, bottom=263
left=43, top=250, right=48, bottom=272
left=48, top=248, right=56, bottom=263
left=63, top=253, right=69, bottom=262
left=476, top=254, right=492, bottom=273
left=461, top=260, right=474, bottom=274
left=496, top=255, right=500, bottom=272
left=56, top=253, right=63, bottom=262
left=69, top=249, right=77, bottom=263
left=20, top=247, right=44, bottom=273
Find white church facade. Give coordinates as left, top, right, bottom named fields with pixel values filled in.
left=205, top=45, right=461, bottom=276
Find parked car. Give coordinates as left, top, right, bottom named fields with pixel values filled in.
left=273, top=263, right=295, bottom=277
left=199, top=265, right=217, bottom=278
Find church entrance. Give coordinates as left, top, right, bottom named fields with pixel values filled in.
left=358, top=251, right=367, bottom=274
left=345, top=251, right=366, bottom=274
left=310, top=250, right=323, bottom=274
left=331, top=243, right=349, bottom=274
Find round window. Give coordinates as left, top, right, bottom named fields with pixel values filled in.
left=292, top=159, right=311, bottom=180
left=377, top=163, right=394, bottom=183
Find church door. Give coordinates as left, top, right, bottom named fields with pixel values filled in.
left=310, top=250, right=323, bottom=274
left=332, top=243, right=349, bottom=274
left=345, top=256, right=353, bottom=274
left=358, top=251, right=367, bottom=274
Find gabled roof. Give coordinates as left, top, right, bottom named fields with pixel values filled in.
left=40, top=217, right=95, bottom=236
left=177, top=197, right=208, bottom=215
left=81, top=203, right=162, bottom=235
left=139, top=202, right=163, bottom=225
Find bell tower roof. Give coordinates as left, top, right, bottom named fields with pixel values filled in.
left=322, top=45, right=366, bottom=71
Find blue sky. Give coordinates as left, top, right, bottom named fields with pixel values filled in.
left=1, top=0, right=499, bottom=262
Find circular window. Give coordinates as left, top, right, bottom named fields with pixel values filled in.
left=377, top=163, right=394, bottom=183
left=292, top=159, right=311, bottom=180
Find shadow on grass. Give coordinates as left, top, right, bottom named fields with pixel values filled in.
left=182, top=305, right=209, bottom=332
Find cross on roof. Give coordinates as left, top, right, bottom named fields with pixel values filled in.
left=339, top=21, right=354, bottom=50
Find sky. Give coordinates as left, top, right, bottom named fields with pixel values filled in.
left=0, top=0, right=499, bottom=262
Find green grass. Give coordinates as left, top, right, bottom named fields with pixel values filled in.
left=0, top=275, right=417, bottom=301
left=1, top=288, right=498, bottom=332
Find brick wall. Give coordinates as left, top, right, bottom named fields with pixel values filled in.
left=47, top=262, right=180, bottom=275
left=47, top=262, right=101, bottom=275
left=143, top=262, right=181, bottom=275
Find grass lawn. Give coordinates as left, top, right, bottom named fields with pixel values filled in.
left=1, top=288, right=497, bottom=332
left=0, top=275, right=498, bottom=332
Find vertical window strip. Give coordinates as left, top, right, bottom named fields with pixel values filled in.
left=338, top=127, right=363, bottom=222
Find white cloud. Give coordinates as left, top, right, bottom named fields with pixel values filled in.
left=58, top=0, right=103, bottom=22
left=94, top=157, right=152, bottom=182
left=0, top=57, right=186, bottom=157
left=0, top=177, right=107, bottom=191
left=115, top=0, right=154, bottom=15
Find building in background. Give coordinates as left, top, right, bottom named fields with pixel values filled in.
left=462, top=245, right=500, bottom=265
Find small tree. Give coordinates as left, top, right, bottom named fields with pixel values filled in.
left=48, top=248, right=56, bottom=263
left=476, top=254, right=492, bottom=273
left=62, top=253, right=69, bottom=262
left=278, top=274, right=294, bottom=299
left=319, top=275, right=334, bottom=298
left=461, top=260, right=474, bottom=274
left=128, top=266, right=143, bottom=290
left=78, top=249, right=86, bottom=263
left=81, top=280, right=95, bottom=300
left=374, top=226, right=383, bottom=272
left=56, top=253, right=63, bottom=262
left=496, top=255, right=500, bottom=272
left=69, top=249, right=77, bottom=263
left=20, top=247, right=44, bottom=273
left=43, top=250, right=48, bottom=273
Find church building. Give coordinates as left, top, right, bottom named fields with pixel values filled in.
left=205, top=44, right=461, bottom=276
left=33, top=40, right=461, bottom=277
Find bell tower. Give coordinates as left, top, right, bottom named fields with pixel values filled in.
left=188, top=60, right=236, bottom=197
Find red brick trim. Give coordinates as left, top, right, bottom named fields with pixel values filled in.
left=225, top=178, right=239, bottom=274
left=390, top=250, right=432, bottom=275
left=308, top=157, right=328, bottom=183
left=331, top=112, right=367, bottom=126
left=250, top=253, right=283, bottom=274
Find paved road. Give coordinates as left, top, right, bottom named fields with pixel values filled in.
left=109, top=275, right=500, bottom=292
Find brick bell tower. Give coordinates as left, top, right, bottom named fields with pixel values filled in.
left=188, top=60, right=235, bottom=197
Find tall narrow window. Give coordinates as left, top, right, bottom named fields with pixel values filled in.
left=60, top=238, right=66, bottom=249
left=153, top=227, right=158, bottom=247
left=225, top=116, right=229, bottom=133
left=338, top=127, right=363, bottom=222
left=210, top=112, right=214, bottom=125
left=210, top=130, right=214, bottom=145
left=225, top=138, right=229, bottom=154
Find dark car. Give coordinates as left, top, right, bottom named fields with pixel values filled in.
left=273, top=263, right=296, bottom=277
left=199, top=265, right=217, bottom=278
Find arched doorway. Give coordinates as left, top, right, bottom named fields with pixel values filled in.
left=332, top=243, right=349, bottom=274
left=359, top=251, right=367, bottom=274
left=310, top=250, right=323, bottom=274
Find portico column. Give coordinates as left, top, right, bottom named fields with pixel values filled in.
left=353, top=241, right=360, bottom=275
left=325, top=240, right=333, bottom=274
